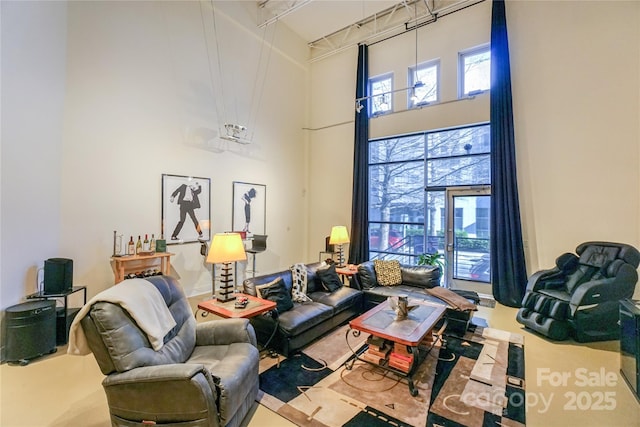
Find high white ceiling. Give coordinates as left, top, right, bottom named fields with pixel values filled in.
left=259, top=0, right=401, bottom=43
left=257, top=0, right=477, bottom=61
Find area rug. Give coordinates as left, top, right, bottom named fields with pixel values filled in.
left=257, top=322, right=525, bottom=427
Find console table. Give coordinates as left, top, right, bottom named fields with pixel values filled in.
left=111, top=253, right=174, bottom=284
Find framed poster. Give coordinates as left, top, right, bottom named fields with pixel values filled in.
left=232, top=181, right=266, bottom=236
left=162, top=174, right=211, bottom=244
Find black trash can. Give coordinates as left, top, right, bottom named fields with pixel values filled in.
left=5, top=300, right=57, bottom=365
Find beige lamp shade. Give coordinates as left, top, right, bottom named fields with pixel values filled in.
left=206, top=233, right=247, bottom=264
left=329, top=226, right=350, bottom=245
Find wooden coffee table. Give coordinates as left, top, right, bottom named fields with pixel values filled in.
left=197, top=293, right=276, bottom=319
left=346, top=298, right=447, bottom=396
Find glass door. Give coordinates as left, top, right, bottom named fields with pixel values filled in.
left=445, top=187, right=491, bottom=293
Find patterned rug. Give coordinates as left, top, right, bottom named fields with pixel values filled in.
left=257, top=322, right=526, bottom=427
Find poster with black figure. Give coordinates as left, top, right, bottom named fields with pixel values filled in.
left=162, top=174, right=211, bottom=244
left=232, top=181, right=266, bottom=236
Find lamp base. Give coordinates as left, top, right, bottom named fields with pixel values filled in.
left=217, top=264, right=236, bottom=302
left=217, top=286, right=235, bottom=302
left=337, top=245, right=346, bottom=268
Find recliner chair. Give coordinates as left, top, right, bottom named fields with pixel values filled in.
left=516, top=241, right=640, bottom=342
left=79, top=275, right=259, bottom=427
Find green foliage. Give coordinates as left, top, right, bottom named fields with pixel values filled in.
left=455, top=237, right=489, bottom=252
left=417, top=252, right=446, bottom=271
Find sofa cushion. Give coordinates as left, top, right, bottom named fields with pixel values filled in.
left=356, top=262, right=377, bottom=290
left=309, top=286, right=362, bottom=315
left=316, top=263, right=343, bottom=292
left=276, top=302, right=334, bottom=337
left=303, top=262, right=324, bottom=293
left=373, top=259, right=402, bottom=286
left=362, top=284, right=444, bottom=306
left=256, top=278, right=293, bottom=313
left=400, top=264, right=440, bottom=289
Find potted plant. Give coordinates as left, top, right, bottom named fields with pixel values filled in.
left=417, top=252, right=446, bottom=286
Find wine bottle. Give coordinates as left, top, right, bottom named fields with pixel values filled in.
left=136, top=235, right=142, bottom=254
left=143, top=234, right=150, bottom=251
left=150, top=234, right=156, bottom=252
left=128, top=236, right=135, bottom=255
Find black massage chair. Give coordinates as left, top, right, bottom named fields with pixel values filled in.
left=516, top=241, right=640, bottom=342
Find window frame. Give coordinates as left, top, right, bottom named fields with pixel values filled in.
left=408, top=59, right=440, bottom=108
left=368, top=72, right=394, bottom=116
left=458, top=45, right=491, bottom=98
left=367, top=123, right=491, bottom=264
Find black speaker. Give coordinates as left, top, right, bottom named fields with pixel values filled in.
left=5, top=300, right=57, bottom=365
left=44, top=258, right=73, bottom=294
left=325, top=236, right=335, bottom=253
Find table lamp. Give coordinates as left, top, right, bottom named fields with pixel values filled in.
left=329, top=226, right=350, bottom=267
left=206, top=232, right=247, bottom=302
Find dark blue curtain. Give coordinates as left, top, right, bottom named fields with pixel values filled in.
left=349, top=44, right=370, bottom=264
left=490, top=0, right=527, bottom=307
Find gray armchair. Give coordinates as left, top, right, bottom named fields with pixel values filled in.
left=516, top=241, right=640, bottom=342
left=80, top=275, right=259, bottom=427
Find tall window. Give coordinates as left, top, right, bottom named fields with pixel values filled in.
left=408, top=60, right=439, bottom=107
left=368, top=124, right=491, bottom=264
left=459, top=45, right=491, bottom=97
left=369, top=73, right=393, bottom=116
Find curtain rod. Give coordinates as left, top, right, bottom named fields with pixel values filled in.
left=302, top=94, right=483, bottom=132
left=302, top=120, right=354, bottom=132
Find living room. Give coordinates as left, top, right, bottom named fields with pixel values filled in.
left=1, top=1, right=639, bottom=426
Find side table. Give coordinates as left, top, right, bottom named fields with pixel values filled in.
left=198, top=293, right=280, bottom=360
left=336, top=264, right=359, bottom=286
left=27, top=286, right=87, bottom=345
left=197, top=293, right=276, bottom=319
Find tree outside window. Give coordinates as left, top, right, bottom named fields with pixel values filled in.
left=368, top=125, right=491, bottom=263
left=369, top=73, right=393, bottom=116
left=408, top=60, right=439, bottom=107
left=459, top=46, right=491, bottom=97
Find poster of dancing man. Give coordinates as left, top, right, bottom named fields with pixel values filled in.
left=162, top=174, right=211, bottom=244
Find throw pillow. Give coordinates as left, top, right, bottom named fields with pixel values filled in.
left=290, top=263, right=312, bottom=303
left=255, top=277, right=281, bottom=299
left=316, top=263, right=343, bottom=292
left=256, top=277, right=293, bottom=313
left=373, top=259, right=402, bottom=286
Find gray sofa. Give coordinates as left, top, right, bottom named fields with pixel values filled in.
left=242, top=262, right=363, bottom=356
left=356, top=260, right=478, bottom=334
left=80, top=275, right=259, bottom=427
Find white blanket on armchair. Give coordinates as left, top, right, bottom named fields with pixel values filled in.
left=67, top=278, right=177, bottom=355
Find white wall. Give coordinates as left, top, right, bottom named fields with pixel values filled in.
left=307, top=1, right=640, bottom=276
left=508, top=0, right=640, bottom=270
left=1, top=1, right=68, bottom=308
left=1, top=0, right=310, bottom=310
